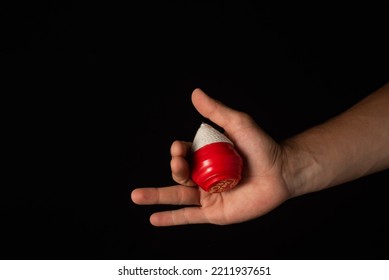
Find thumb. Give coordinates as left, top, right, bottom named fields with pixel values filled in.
left=191, top=88, right=250, bottom=133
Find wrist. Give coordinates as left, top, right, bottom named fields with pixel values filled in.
left=280, top=136, right=324, bottom=198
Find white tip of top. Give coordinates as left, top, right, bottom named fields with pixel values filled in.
left=192, top=122, right=233, bottom=152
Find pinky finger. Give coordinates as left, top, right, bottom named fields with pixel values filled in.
left=150, top=207, right=208, bottom=226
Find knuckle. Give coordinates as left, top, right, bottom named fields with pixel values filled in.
left=234, top=111, right=254, bottom=126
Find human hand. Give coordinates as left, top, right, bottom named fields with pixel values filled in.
left=131, top=88, right=291, bottom=226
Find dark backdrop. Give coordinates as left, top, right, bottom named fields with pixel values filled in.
left=1, top=1, right=388, bottom=260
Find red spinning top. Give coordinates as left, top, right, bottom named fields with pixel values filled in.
left=191, top=122, right=243, bottom=193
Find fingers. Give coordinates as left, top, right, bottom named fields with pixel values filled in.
left=150, top=207, right=207, bottom=226
left=131, top=186, right=206, bottom=226
left=170, top=140, right=196, bottom=186
left=131, top=185, right=200, bottom=206
left=191, top=88, right=253, bottom=134
left=170, top=140, right=192, bottom=157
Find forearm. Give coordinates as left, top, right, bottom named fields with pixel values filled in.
left=282, top=82, right=389, bottom=198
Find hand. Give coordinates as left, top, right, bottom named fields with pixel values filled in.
left=131, top=88, right=291, bottom=226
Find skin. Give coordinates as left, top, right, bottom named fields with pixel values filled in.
left=131, top=83, right=389, bottom=226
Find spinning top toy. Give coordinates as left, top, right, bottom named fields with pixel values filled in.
left=191, top=122, right=243, bottom=193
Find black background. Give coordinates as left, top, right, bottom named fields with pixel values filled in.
left=1, top=1, right=388, bottom=260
